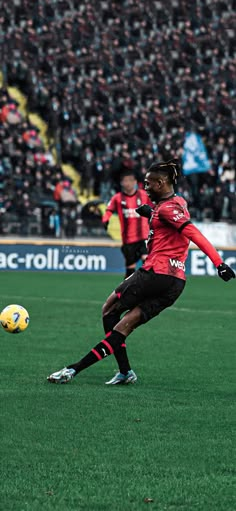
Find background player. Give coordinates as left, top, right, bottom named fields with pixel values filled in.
left=47, top=159, right=235, bottom=386
left=102, top=171, right=153, bottom=278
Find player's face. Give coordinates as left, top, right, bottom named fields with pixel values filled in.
left=144, top=171, right=164, bottom=201
left=121, top=175, right=137, bottom=194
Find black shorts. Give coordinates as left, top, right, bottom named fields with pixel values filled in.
left=115, top=268, right=185, bottom=324
left=121, top=240, right=147, bottom=266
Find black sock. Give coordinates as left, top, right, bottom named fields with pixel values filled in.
left=103, top=314, right=131, bottom=375
left=114, top=345, right=131, bottom=375
left=68, top=330, right=126, bottom=375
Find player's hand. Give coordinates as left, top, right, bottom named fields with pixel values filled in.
left=217, top=263, right=235, bottom=281
left=103, top=221, right=109, bottom=231
left=135, top=204, right=153, bottom=219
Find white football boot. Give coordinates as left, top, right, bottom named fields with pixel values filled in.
left=105, top=369, right=137, bottom=385
left=47, top=367, right=76, bottom=384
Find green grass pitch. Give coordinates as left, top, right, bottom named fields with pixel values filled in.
left=1, top=272, right=235, bottom=511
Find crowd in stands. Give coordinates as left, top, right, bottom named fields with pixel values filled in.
left=0, top=0, right=236, bottom=235
left=0, top=88, right=82, bottom=236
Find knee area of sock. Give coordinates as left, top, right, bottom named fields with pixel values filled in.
left=106, top=329, right=126, bottom=351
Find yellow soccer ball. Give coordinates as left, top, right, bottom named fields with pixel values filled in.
left=0, top=304, right=30, bottom=333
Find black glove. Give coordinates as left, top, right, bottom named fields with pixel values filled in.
left=217, top=263, right=235, bottom=282
left=103, top=221, right=109, bottom=231
left=135, top=204, right=153, bottom=219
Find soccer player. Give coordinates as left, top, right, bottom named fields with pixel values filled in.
left=102, top=171, right=153, bottom=278
left=47, top=159, right=235, bottom=385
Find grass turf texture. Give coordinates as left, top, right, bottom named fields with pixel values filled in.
left=1, top=272, right=235, bottom=511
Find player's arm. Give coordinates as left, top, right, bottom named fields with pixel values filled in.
left=181, top=222, right=235, bottom=281
left=102, top=195, right=117, bottom=230
left=159, top=203, right=235, bottom=282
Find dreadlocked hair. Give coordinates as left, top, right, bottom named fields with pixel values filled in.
left=148, top=158, right=181, bottom=185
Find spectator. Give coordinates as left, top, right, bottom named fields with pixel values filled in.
left=63, top=205, right=78, bottom=238
left=212, top=186, right=225, bottom=222
left=56, top=180, right=78, bottom=207
left=48, top=208, right=61, bottom=238
left=16, top=193, right=32, bottom=236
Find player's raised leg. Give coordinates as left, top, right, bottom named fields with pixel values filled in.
left=47, top=305, right=142, bottom=384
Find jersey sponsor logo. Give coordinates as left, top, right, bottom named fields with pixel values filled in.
left=169, top=258, right=186, bottom=271
left=123, top=208, right=140, bottom=218
left=173, top=212, right=184, bottom=221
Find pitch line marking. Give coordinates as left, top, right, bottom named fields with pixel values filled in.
left=0, top=295, right=234, bottom=316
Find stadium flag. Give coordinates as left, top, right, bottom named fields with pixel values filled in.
left=182, top=132, right=211, bottom=175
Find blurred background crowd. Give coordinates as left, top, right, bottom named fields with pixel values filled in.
left=0, top=0, right=235, bottom=237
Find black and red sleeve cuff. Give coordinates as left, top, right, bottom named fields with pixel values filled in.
left=177, top=220, right=192, bottom=233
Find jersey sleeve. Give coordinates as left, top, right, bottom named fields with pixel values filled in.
left=181, top=223, right=223, bottom=268
left=159, top=201, right=191, bottom=231
left=102, top=195, right=118, bottom=223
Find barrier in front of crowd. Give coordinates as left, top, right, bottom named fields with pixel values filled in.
left=0, top=240, right=235, bottom=276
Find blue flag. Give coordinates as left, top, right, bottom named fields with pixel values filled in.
left=182, top=132, right=210, bottom=175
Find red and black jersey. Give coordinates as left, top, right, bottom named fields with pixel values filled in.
left=143, top=195, right=223, bottom=280
left=102, top=189, right=153, bottom=244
